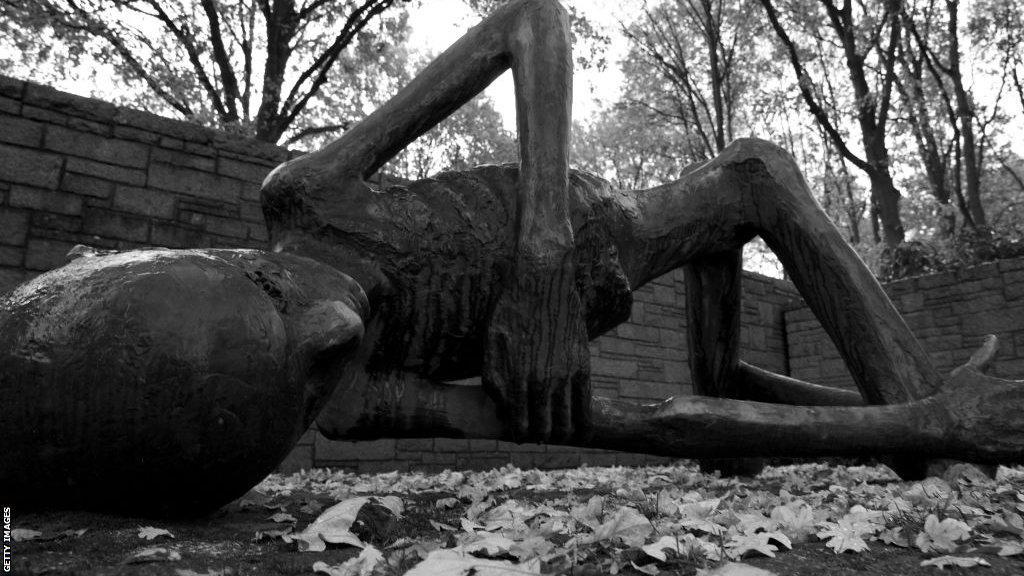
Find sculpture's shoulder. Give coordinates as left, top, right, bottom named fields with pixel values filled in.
left=371, top=163, right=627, bottom=220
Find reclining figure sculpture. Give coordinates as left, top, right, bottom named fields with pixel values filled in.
left=1, top=0, right=1022, bottom=516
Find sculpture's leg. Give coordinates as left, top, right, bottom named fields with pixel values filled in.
left=684, top=251, right=742, bottom=399
left=627, top=139, right=944, bottom=408
left=262, top=0, right=587, bottom=442
left=684, top=251, right=765, bottom=475
left=684, top=251, right=863, bottom=407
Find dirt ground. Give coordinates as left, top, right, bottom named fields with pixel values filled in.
left=9, top=462, right=1024, bottom=576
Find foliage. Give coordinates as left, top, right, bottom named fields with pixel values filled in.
left=383, top=90, right=517, bottom=180
left=463, top=0, right=611, bottom=71
left=571, top=102, right=694, bottom=190
left=861, top=227, right=1024, bottom=281
left=0, top=0, right=413, bottom=143
left=621, top=0, right=774, bottom=160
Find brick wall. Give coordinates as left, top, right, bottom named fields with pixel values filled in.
left=0, top=75, right=284, bottom=294
left=786, top=258, right=1024, bottom=390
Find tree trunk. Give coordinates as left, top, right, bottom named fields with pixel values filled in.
left=946, top=0, right=987, bottom=227
left=866, top=159, right=905, bottom=247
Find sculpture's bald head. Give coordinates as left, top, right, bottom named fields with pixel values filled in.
left=0, top=248, right=366, bottom=516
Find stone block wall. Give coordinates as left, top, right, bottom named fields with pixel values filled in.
left=786, top=258, right=1024, bottom=389
left=0, top=76, right=285, bottom=294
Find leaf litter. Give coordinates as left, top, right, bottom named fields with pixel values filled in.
left=14, top=461, right=1024, bottom=575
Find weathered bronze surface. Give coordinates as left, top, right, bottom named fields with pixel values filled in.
left=0, top=249, right=365, bottom=515
left=2, top=0, right=1023, bottom=517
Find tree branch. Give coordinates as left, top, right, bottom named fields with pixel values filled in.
left=200, top=0, right=241, bottom=122
left=141, top=0, right=229, bottom=119
left=278, top=0, right=398, bottom=130
left=758, top=0, right=871, bottom=172
left=283, top=121, right=353, bottom=146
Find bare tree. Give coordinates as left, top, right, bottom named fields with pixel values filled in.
left=898, top=0, right=1009, bottom=230
left=759, top=0, right=906, bottom=247
left=0, top=0, right=411, bottom=143
left=623, top=0, right=765, bottom=160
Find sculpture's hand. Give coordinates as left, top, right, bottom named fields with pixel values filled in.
left=483, top=256, right=591, bottom=443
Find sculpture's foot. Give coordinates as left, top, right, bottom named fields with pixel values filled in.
left=883, top=337, right=1006, bottom=480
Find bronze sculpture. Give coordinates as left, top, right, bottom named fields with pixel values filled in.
left=2, top=0, right=1023, bottom=516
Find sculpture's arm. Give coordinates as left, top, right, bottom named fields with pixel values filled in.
left=316, top=350, right=1024, bottom=465
left=263, top=0, right=585, bottom=442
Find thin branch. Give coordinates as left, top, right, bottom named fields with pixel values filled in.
left=283, top=121, right=353, bottom=146
left=758, top=0, right=871, bottom=172
left=201, top=0, right=241, bottom=121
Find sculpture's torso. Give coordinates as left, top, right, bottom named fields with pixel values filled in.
left=263, top=164, right=638, bottom=381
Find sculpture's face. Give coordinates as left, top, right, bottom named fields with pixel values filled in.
left=0, top=248, right=365, bottom=516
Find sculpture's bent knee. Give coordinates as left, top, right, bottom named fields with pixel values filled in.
left=0, top=249, right=365, bottom=516
left=716, top=138, right=816, bottom=205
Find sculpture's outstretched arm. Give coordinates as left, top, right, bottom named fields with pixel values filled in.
left=319, top=348, right=1024, bottom=465
left=263, top=0, right=585, bottom=442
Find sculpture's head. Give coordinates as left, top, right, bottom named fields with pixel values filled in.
left=0, top=248, right=366, bottom=516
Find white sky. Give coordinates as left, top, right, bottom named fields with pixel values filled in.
left=407, top=0, right=633, bottom=131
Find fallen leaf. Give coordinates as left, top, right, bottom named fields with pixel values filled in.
left=904, top=479, right=953, bottom=507
left=312, top=545, right=383, bottom=576
left=643, top=534, right=683, bottom=562
left=818, top=523, right=870, bottom=554
left=984, top=512, right=1024, bottom=536
left=509, top=536, right=554, bottom=561
left=770, top=501, right=816, bottom=542
left=584, top=506, right=653, bottom=547
left=698, top=561, right=779, bottom=576
left=429, top=520, right=457, bottom=531
left=268, top=512, right=297, bottom=523
left=138, top=526, right=175, bottom=540
left=375, top=495, right=404, bottom=517
left=631, top=560, right=660, bottom=575
left=571, top=495, right=605, bottom=531
left=919, top=555, right=991, bottom=569
left=679, top=518, right=727, bottom=536
left=876, top=526, right=910, bottom=548
left=11, top=529, right=42, bottom=542
left=916, top=514, right=971, bottom=554
left=253, top=527, right=293, bottom=542
left=996, top=541, right=1024, bottom=556
left=435, top=497, right=459, bottom=509
left=287, top=497, right=370, bottom=552
left=461, top=533, right=515, bottom=557
left=404, top=548, right=541, bottom=576
left=725, top=531, right=781, bottom=559
left=125, top=547, right=182, bottom=564
left=301, top=500, right=326, bottom=515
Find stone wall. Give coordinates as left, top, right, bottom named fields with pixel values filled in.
left=786, top=259, right=1024, bottom=390
left=0, top=75, right=284, bottom=294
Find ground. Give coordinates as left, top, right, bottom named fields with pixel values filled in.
left=10, top=461, right=1024, bottom=575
